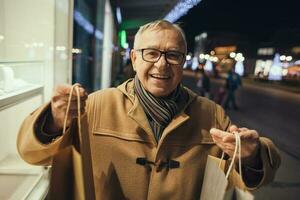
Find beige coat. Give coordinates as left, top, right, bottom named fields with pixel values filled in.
left=17, top=79, right=280, bottom=200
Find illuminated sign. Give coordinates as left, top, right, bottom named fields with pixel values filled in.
left=214, top=46, right=236, bottom=55
left=119, top=30, right=127, bottom=48
left=257, top=48, right=274, bottom=55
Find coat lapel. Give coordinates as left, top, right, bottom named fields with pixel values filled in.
left=157, top=112, right=190, bottom=147
left=118, top=80, right=199, bottom=147
left=118, top=79, right=157, bottom=145
left=157, top=87, right=197, bottom=148
left=127, top=95, right=158, bottom=145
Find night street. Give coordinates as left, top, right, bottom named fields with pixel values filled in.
left=183, top=71, right=300, bottom=199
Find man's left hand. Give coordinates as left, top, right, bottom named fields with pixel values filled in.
left=210, top=125, right=261, bottom=167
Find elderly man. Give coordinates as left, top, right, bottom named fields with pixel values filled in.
left=17, top=20, right=280, bottom=200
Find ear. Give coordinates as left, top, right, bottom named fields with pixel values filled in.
left=130, top=49, right=137, bottom=71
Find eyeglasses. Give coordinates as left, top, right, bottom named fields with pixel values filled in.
left=136, top=48, right=185, bottom=65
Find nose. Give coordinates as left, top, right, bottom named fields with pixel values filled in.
left=155, top=53, right=168, bottom=70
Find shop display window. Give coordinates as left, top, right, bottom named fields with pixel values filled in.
left=0, top=61, right=43, bottom=102
left=0, top=0, right=73, bottom=198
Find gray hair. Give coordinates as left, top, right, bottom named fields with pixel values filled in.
left=133, top=20, right=187, bottom=53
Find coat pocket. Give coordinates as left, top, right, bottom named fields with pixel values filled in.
left=161, top=129, right=215, bottom=146
left=92, top=127, right=152, bottom=143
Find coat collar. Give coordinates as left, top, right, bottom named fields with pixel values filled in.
left=117, top=79, right=198, bottom=146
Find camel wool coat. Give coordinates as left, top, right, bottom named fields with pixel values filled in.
left=17, top=79, right=280, bottom=200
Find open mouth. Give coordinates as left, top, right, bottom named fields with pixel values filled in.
left=150, top=74, right=170, bottom=79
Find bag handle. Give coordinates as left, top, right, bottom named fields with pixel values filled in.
left=63, top=83, right=82, bottom=135
left=62, top=84, right=96, bottom=200
left=219, top=131, right=242, bottom=179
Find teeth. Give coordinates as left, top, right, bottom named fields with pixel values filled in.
left=151, top=74, right=169, bottom=79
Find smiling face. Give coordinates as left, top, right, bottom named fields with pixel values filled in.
left=131, top=28, right=186, bottom=97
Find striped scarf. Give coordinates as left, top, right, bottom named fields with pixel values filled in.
left=134, top=75, right=183, bottom=142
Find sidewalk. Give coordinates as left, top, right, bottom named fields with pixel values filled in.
left=252, top=150, right=300, bottom=200
left=242, top=77, right=300, bottom=94
left=183, top=70, right=300, bottom=94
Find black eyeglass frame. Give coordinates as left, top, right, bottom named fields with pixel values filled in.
left=135, top=48, right=186, bottom=65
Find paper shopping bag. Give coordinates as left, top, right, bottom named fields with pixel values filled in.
left=200, top=155, right=254, bottom=200
left=48, top=146, right=82, bottom=200
left=48, top=113, right=95, bottom=200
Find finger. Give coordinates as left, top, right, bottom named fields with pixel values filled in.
left=54, top=84, right=88, bottom=97
left=211, top=136, right=236, bottom=157
left=223, top=143, right=243, bottom=160
left=223, top=130, right=258, bottom=144
left=239, top=130, right=259, bottom=140
left=210, top=128, right=229, bottom=138
left=211, top=134, right=223, bottom=143
left=223, top=143, right=236, bottom=151
left=51, top=100, right=68, bottom=110
left=55, top=84, right=73, bottom=95
left=212, top=135, right=236, bottom=150
left=229, top=125, right=238, bottom=132
left=216, top=143, right=235, bottom=158
left=222, top=134, right=236, bottom=143
left=52, top=93, right=70, bottom=103
left=57, top=94, right=88, bottom=102
left=238, top=127, right=248, bottom=132
left=73, top=83, right=82, bottom=87
left=78, top=87, right=88, bottom=96
left=68, top=102, right=86, bottom=111
left=212, top=138, right=226, bottom=149
left=72, top=86, right=88, bottom=97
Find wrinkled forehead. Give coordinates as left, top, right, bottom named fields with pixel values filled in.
left=134, top=26, right=187, bottom=52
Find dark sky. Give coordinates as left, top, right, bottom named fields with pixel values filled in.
left=178, top=0, right=300, bottom=52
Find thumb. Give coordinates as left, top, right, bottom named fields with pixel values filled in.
left=229, top=125, right=238, bottom=133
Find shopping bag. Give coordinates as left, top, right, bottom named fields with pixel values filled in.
left=200, top=155, right=254, bottom=200
left=48, top=85, right=95, bottom=200
left=200, top=133, right=254, bottom=200
left=48, top=145, right=83, bottom=200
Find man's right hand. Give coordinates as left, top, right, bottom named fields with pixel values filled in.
left=46, top=84, right=88, bottom=133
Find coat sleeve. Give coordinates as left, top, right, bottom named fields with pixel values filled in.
left=214, top=103, right=231, bottom=131
left=17, top=102, right=73, bottom=166
left=245, top=137, right=281, bottom=189
left=214, top=103, right=281, bottom=189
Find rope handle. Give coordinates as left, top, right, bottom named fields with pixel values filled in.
left=218, top=131, right=242, bottom=179
left=62, top=84, right=82, bottom=138
left=61, top=84, right=96, bottom=199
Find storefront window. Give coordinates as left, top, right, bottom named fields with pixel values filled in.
left=72, top=0, right=105, bottom=93
left=0, top=0, right=73, bottom=198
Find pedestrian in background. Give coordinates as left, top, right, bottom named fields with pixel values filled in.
left=224, top=67, right=242, bottom=110
left=197, top=68, right=211, bottom=98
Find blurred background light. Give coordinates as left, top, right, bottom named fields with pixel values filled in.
left=164, top=0, right=202, bottom=22
left=268, top=53, right=283, bottom=80
left=74, top=10, right=103, bottom=40
left=229, top=52, right=236, bottom=58
left=191, top=56, right=198, bottom=70
left=286, top=56, right=292, bottom=62
left=204, top=60, right=213, bottom=72
left=186, top=55, right=192, bottom=61
left=116, top=7, right=122, bottom=24
left=235, top=61, right=244, bottom=76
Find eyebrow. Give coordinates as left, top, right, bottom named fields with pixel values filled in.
left=143, top=46, right=182, bottom=51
